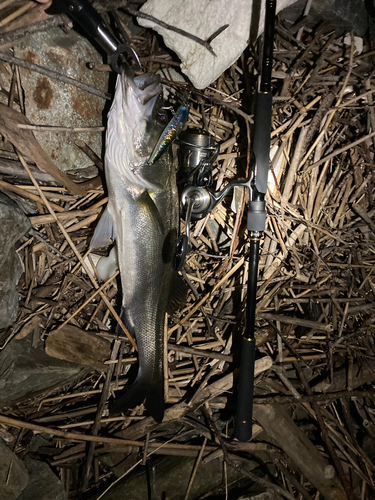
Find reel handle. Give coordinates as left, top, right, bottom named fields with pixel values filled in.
left=172, top=196, right=194, bottom=271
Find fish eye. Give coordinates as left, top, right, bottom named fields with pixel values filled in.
left=157, top=110, right=168, bottom=123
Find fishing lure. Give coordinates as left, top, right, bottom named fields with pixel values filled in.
left=149, top=95, right=189, bottom=165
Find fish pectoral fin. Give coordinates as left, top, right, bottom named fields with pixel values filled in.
left=136, top=190, right=165, bottom=234
left=90, top=206, right=116, bottom=249
left=166, top=272, right=188, bottom=316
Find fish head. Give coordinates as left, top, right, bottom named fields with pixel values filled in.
left=106, top=69, right=169, bottom=189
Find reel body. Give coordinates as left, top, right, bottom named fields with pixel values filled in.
left=173, top=129, right=267, bottom=271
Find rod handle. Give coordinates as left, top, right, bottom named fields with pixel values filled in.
left=252, top=92, right=273, bottom=195
left=234, top=337, right=256, bottom=442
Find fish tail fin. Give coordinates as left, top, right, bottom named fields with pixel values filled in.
left=144, top=379, right=165, bottom=423
left=110, top=376, right=165, bottom=423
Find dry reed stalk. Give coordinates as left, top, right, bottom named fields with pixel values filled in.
left=0, top=1, right=34, bottom=27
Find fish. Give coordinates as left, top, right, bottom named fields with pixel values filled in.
left=90, top=69, right=185, bottom=422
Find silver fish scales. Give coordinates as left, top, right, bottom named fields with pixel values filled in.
left=90, top=71, right=179, bottom=422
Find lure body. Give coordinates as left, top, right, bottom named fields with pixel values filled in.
left=149, top=97, right=189, bottom=165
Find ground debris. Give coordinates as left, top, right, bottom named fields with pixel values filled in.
left=0, top=2, right=374, bottom=500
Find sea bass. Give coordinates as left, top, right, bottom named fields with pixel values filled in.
left=90, top=70, right=181, bottom=422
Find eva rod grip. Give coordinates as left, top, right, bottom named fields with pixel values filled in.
left=234, top=337, right=256, bottom=442
left=252, top=92, right=273, bottom=195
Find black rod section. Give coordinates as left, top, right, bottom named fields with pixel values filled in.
left=260, top=0, right=276, bottom=93
left=235, top=236, right=260, bottom=442
left=234, top=0, right=276, bottom=442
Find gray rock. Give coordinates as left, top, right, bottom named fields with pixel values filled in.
left=17, top=457, right=66, bottom=500
left=0, top=251, right=24, bottom=331
left=281, top=0, right=368, bottom=36
left=0, top=194, right=30, bottom=330
left=0, top=439, right=28, bottom=500
left=14, top=27, right=108, bottom=171
left=0, top=336, right=84, bottom=409
left=0, top=194, right=30, bottom=256
left=95, top=454, right=258, bottom=500
left=237, top=493, right=274, bottom=500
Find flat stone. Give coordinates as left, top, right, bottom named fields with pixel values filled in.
left=0, top=439, right=29, bottom=500
left=0, top=336, right=84, bottom=409
left=138, top=0, right=297, bottom=89
left=14, top=27, right=108, bottom=171
left=0, top=194, right=30, bottom=330
left=17, top=457, right=66, bottom=500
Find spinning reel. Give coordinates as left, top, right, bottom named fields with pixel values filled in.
left=172, top=130, right=256, bottom=272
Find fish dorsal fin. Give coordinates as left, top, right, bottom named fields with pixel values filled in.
left=166, top=271, right=188, bottom=316
left=90, top=206, right=116, bottom=249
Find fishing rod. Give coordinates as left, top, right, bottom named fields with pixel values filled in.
left=173, top=0, right=276, bottom=441
left=234, top=0, right=276, bottom=442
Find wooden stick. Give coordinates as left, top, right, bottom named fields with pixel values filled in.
left=260, top=312, right=332, bottom=331
left=0, top=1, right=34, bottom=27
left=17, top=125, right=105, bottom=133
left=167, top=343, right=233, bottom=362
left=0, top=179, right=64, bottom=212
left=82, top=340, right=121, bottom=491
left=294, top=362, right=356, bottom=500
left=29, top=208, right=101, bottom=225
left=253, top=402, right=348, bottom=500
left=184, top=437, right=207, bottom=500
left=0, top=413, right=220, bottom=453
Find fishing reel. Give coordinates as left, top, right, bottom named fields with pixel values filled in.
left=173, top=130, right=217, bottom=271
left=172, top=130, right=252, bottom=271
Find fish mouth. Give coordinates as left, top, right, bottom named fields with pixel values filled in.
left=108, top=68, right=164, bottom=189
left=121, top=70, right=162, bottom=106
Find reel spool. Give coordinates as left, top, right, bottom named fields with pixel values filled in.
left=173, top=130, right=218, bottom=271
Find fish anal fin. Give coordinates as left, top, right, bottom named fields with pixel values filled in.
left=90, top=206, right=116, bottom=250
left=116, top=306, right=135, bottom=338
left=166, top=271, right=188, bottom=316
